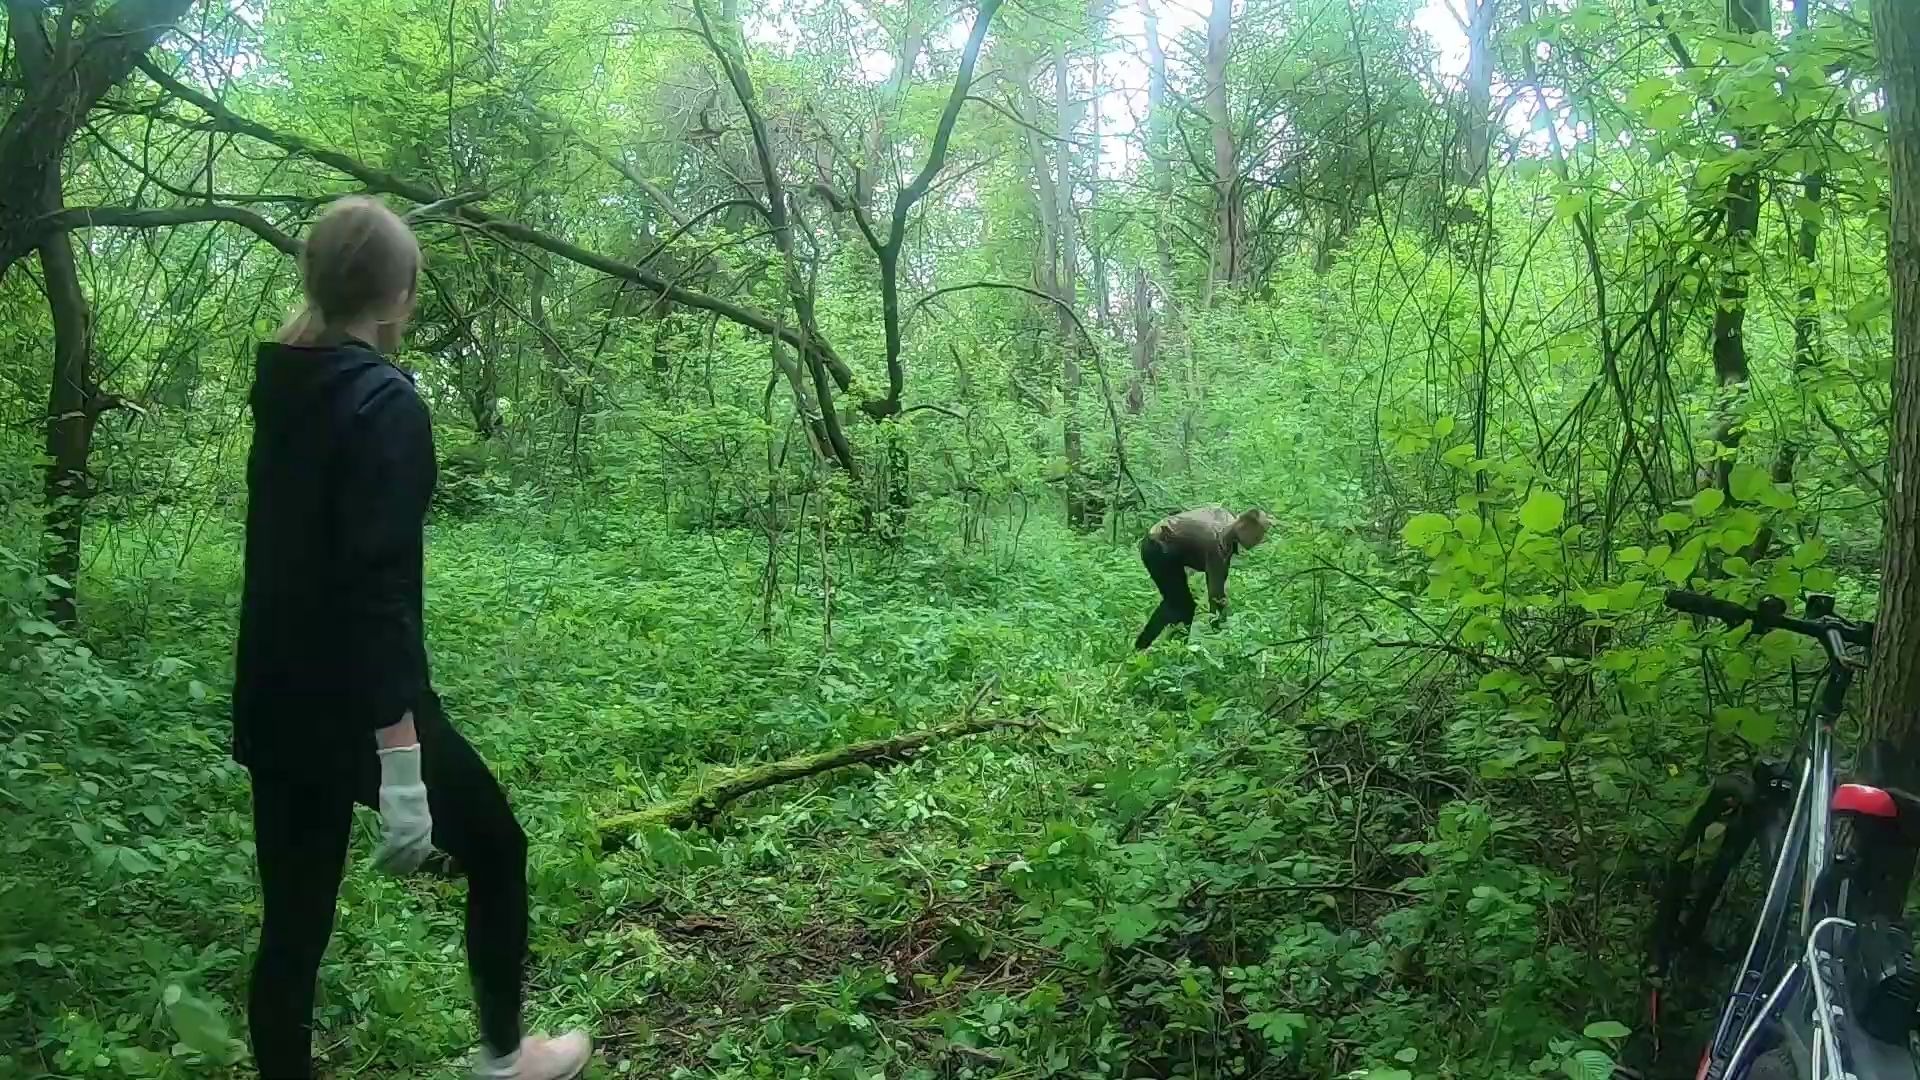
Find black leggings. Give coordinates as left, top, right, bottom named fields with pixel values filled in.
left=1135, top=536, right=1197, bottom=649
left=247, top=696, right=527, bottom=1078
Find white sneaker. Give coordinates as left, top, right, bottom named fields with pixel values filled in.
left=473, top=1031, right=593, bottom=1079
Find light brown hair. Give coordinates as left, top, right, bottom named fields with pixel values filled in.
left=1235, top=508, right=1276, bottom=548
left=276, top=196, right=420, bottom=348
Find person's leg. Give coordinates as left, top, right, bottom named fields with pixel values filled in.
left=414, top=697, right=528, bottom=1059
left=1136, top=539, right=1170, bottom=649
left=1163, top=560, right=1197, bottom=631
left=1136, top=539, right=1195, bottom=649
left=248, top=770, right=355, bottom=1079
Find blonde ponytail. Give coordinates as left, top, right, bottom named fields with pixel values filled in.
left=277, top=197, right=421, bottom=349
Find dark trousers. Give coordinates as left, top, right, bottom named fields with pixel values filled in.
left=1135, top=536, right=1197, bottom=649
left=247, top=697, right=527, bottom=1078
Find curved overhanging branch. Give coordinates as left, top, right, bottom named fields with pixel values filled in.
left=134, top=55, right=856, bottom=393
left=41, top=204, right=303, bottom=255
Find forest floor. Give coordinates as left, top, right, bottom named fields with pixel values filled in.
left=8, top=497, right=1666, bottom=1079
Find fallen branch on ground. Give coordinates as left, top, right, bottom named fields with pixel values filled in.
left=600, top=693, right=1027, bottom=846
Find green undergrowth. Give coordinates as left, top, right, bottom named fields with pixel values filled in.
left=4, top=492, right=1808, bottom=1079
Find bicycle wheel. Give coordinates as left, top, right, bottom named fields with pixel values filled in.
left=1639, top=764, right=1795, bottom=1079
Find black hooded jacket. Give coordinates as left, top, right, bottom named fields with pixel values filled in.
left=232, top=339, right=436, bottom=770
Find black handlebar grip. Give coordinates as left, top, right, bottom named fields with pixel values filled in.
left=1664, top=590, right=1754, bottom=625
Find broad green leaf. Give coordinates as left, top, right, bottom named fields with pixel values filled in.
left=1656, top=512, right=1692, bottom=534
left=1790, top=538, right=1829, bottom=569
left=1648, top=95, right=1692, bottom=130
left=1729, top=463, right=1769, bottom=503
left=1846, top=294, right=1890, bottom=330
left=1403, top=513, right=1453, bottom=549
left=1609, top=580, right=1648, bottom=610
left=1519, top=490, right=1565, bottom=533
left=1691, top=488, right=1726, bottom=517
left=1247, top=1011, right=1308, bottom=1047
left=164, top=985, right=242, bottom=1064
left=1662, top=537, right=1706, bottom=585
left=1104, top=903, right=1160, bottom=947
left=1758, top=482, right=1796, bottom=511
left=1564, top=1049, right=1615, bottom=1080
left=1718, top=510, right=1763, bottom=554
left=1583, top=1020, right=1631, bottom=1040
left=1738, top=710, right=1777, bottom=746
left=1696, top=156, right=1739, bottom=190
left=1626, top=77, right=1668, bottom=110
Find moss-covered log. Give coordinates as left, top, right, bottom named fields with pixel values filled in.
left=598, top=711, right=1029, bottom=847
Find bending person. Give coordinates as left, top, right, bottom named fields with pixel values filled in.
left=232, top=197, right=591, bottom=1080
left=1134, top=506, right=1274, bottom=650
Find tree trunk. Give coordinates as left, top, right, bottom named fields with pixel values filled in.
left=1054, top=45, right=1088, bottom=530
left=1203, top=0, right=1245, bottom=295
left=39, top=216, right=94, bottom=627
left=1861, top=0, right=1920, bottom=916
left=1753, top=0, right=1825, bottom=561
left=1144, top=7, right=1178, bottom=295
left=1457, top=0, right=1497, bottom=186
left=0, top=0, right=197, bottom=624
left=0, top=0, right=197, bottom=274
left=1709, top=0, right=1769, bottom=489
left=1128, top=267, right=1157, bottom=413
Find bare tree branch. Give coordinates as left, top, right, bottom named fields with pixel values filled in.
left=401, top=191, right=488, bottom=223
left=865, top=0, right=1004, bottom=416
left=965, top=94, right=1085, bottom=146
left=690, top=0, right=859, bottom=472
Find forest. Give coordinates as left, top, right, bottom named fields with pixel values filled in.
left=4, top=0, right=1920, bottom=1076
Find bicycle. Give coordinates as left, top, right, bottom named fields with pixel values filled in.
left=1645, top=589, right=1920, bottom=1079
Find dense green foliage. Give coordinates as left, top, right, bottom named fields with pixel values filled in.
left=1, top=0, right=1909, bottom=1076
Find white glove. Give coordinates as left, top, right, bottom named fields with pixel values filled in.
left=374, top=744, right=434, bottom=874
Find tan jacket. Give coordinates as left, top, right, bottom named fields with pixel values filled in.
left=1148, top=507, right=1242, bottom=610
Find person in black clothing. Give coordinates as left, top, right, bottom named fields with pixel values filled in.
left=233, top=197, right=590, bottom=1080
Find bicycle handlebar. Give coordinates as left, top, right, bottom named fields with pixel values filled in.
left=1664, top=590, right=1874, bottom=651
left=1664, top=590, right=1754, bottom=626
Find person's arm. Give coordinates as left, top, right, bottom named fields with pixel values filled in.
left=337, top=377, right=434, bottom=733
left=1206, top=551, right=1231, bottom=623
left=376, top=712, right=417, bottom=747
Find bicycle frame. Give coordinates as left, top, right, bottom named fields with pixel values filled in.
left=1682, top=613, right=1916, bottom=1080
